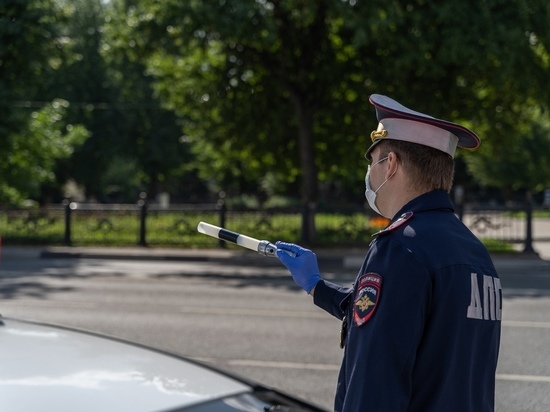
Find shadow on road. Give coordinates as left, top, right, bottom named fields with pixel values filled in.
left=0, top=281, right=75, bottom=300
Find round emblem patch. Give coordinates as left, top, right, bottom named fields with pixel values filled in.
left=353, top=273, right=382, bottom=327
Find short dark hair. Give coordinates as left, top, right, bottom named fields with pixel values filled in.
left=377, top=140, right=455, bottom=192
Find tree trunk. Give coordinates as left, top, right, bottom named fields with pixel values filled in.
left=292, top=94, right=317, bottom=245
left=523, top=189, right=537, bottom=255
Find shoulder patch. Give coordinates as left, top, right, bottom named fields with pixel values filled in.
left=372, top=211, right=414, bottom=237
left=353, top=273, right=382, bottom=327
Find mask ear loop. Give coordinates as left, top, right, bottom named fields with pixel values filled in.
left=373, top=171, right=393, bottom=195
left=373, top=155, right=397, bottom=194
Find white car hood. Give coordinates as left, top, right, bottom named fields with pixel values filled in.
left=0, top=318, right=250, bottom=412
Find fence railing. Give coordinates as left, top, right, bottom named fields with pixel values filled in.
left=463, top=204, right=550, bottom=253
left=1, top=200, right=548, bottom=250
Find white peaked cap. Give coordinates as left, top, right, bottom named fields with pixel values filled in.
left=365, top=94, right=480, bottom=159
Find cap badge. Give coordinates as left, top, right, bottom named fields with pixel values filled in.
left=370, top=129, right=387, bottom=142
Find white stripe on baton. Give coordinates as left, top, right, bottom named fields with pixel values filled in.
left=197, top=222, right=295, bottom=257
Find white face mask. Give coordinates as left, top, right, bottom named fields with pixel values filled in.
left=365, top=156, right=391, bottom=217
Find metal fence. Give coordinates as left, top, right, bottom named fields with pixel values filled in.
left=0, top=201, right=548, bottom=249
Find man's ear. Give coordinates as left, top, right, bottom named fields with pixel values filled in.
left=385, top=151, right=399, bottom=178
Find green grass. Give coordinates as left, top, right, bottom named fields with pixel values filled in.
left=0, top=209, right=67, bottom=245
left=503, top=210, right=550, bottom=218
left=479, top=238, right=518, bottom=254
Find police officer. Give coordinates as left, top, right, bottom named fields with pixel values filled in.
left=276, top=94, right=501, bottom=412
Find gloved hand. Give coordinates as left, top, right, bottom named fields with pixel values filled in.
left=276, top=241, right=321, bottom=294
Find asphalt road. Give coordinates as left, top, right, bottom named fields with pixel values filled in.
left=1, top=248, right=550, bottom=411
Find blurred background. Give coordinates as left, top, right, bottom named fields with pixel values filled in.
left=2, top=3, right=550, bottom=410
left=1, top=0, right=550, bottom=249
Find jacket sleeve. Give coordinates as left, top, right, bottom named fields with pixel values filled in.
left=313, top=279, right=353, bottom=321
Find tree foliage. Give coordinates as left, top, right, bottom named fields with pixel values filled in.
left=125, top=0, right=550, bottom=208
left=0, top=100, right=89, bottom=204
left=101, top=0, right=196, bottom=200
left=39, top=0, right=195, bottom=202
left=1, top=0, right=550, bottom=211
left=0, top=0, right=89, bottom=204
left=466, top=106, right=550, bottom=194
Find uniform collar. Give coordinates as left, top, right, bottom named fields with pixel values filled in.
left=393, top=189, right=454, bottom=221
left=371, top=190, right=454, bottom=238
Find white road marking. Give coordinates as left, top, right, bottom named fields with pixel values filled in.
left=502, top=320, right=550, bottom=328
left=227, top=359, right=340, bottom=371
left=496, top=374, right=550, bottom=383
left=198, top=357, right=550, bottom=383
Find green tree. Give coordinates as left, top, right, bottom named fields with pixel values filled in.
left=0, top=0, right=66, bottom=133
left=123, top=0, right=377, bottom=241
left=0, top=100, right=89, bottom=204
left=43, top=0, right=194, bottom=202
left=46, top=0, right=123, bottom=200
left=0, top=0, right=90, bottom=204
left=466, top=107, right=550, bottom=195
left=125, top=0, right=549, bottom=241
left=347, top=0, right=550, bottom=204
left=101, top=1, right=195, bottom=200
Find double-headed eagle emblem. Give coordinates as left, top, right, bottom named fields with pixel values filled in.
left=355, top=295, right=375, bottom=312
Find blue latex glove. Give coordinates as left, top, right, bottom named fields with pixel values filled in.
left=276, top=241, right=321, bottom=293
